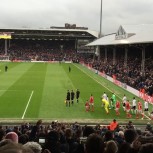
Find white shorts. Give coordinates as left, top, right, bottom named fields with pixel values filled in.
left=137, top=110, right=142, bottom=114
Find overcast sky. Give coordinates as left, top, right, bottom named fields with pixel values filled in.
left=1, top=0, right=153, bottom=34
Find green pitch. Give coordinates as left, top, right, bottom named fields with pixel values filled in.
left=0, top=62, right=150, bottom=123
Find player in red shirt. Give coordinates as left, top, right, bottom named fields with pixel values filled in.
left=136, top=101, right=143, bottom=119
left=85, top=100, right=90, bottom=112
left=125, top=100, right=132, bottom=118
left=116, top=101, right=120, bottom=115
left=89, top=94, right=94, bottom=111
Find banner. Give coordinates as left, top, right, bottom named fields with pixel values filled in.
left=0, top=33, right=12, bottom=39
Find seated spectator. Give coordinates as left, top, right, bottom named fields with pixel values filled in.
left=23, top=142, right=42, bottom=153
left=126, top=121, right=135, bottom=129
left=145, top=122, right=152, bottom=132
left=0, top=139, right=13, bottom=148
left=44, top=130, right=61, bottom=153
left=5, top=132, right=18, bottom=143
left=138, top=143, right=153, bottom=153
left=115, top=131, right=125, bottom=145
left=18, top=134, right=29, bottom=145
left=124, top=129, right=138, bottom=144
left=85, top=133, right=105, bottom=153
left=104, top=140, right=118, bottom=153
left=0, top=129, right=6, bottom=141
left=83, top=126, right=95, bottom=137
left=0, top=142, right=34, bottom=153
left=103, top=131, right=114, bottom=142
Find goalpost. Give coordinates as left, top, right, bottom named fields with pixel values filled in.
left=0, top=55, right=10, bottom=61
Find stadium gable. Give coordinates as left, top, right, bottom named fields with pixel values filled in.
left=87, top=24, right=153, bottom=46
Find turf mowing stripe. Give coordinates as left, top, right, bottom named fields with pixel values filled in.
left=22, top=90, right=34, bottom=119
left=74, top=64, right=151, bottom=120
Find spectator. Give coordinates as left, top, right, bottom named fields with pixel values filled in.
left=23, top=142, right=42, bottom=153
left=45, top=130, right=61, bottom=153
left=0, top=129, right=5, bottom=141
left=138, top=143, right=153, bottom=153
left=85, top=133, right=105, bottom=153
left=104, top=140, right=118, bottom=153
left=5, top=132, right=18, bottom=143
left=109, top=119, right=118, bottom=131
left=0, top=142, right=34, bottom=153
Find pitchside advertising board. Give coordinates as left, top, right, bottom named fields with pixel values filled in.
left=0, top=32, right=12, bottom=39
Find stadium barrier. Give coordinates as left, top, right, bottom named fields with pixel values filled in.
left=81, top=62, right=153, bottom=104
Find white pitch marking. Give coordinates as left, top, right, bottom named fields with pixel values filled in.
left=22, top=90, right=34, bottom=119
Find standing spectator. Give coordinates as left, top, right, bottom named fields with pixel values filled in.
left=109, top=119, right=118, bottom=131
left=29, top=120, right=42, bottom=141
left=126, top=121, right=135, bottom=130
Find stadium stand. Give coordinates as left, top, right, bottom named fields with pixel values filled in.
left=0, top=119, right=152, bottom=152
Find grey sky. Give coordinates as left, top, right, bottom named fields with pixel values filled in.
left=1, top=0, right=153, bottom=34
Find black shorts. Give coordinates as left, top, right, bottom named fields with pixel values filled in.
left=123, top=103, right=126, bottom=107
left=132, top=106, right=136, bottom=110
left=144, top=108, right=148, bottom=111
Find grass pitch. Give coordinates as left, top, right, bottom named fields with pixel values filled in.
left=0, top=62, right=151, bottom=123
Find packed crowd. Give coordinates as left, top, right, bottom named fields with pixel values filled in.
left=90, top=56, right=153, bottom=97
left=0, top=119, right=153, bottom=153
left=0, top=40, right=79, bottom=62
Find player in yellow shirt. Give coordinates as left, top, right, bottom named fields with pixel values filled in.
left=102, top=98, right=109, bottom=114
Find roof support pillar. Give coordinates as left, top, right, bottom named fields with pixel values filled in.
left=5, top=39, right=8, bottom=55
left=95, top=46, right=100, bottom=60
left=124, top=47, right=128, bottom=67
left=105, top=47, right=107, bottom=63
left=113, top=48, right=116, bottom=65
left=141, top=46, right=145, bottom=76
left=75, top=38, right=78, bottom=51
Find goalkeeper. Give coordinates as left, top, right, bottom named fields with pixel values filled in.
left=102, top=98, right=109, bottom=114
left=111, top=93, right=116, bottom=109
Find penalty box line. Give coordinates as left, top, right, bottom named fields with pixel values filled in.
left=22, top=90, right=34, bottom=119
left=74, top=64, right=151, bottom=120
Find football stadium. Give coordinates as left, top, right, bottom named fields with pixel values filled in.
left=0, top=3, right=153, bottom=153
